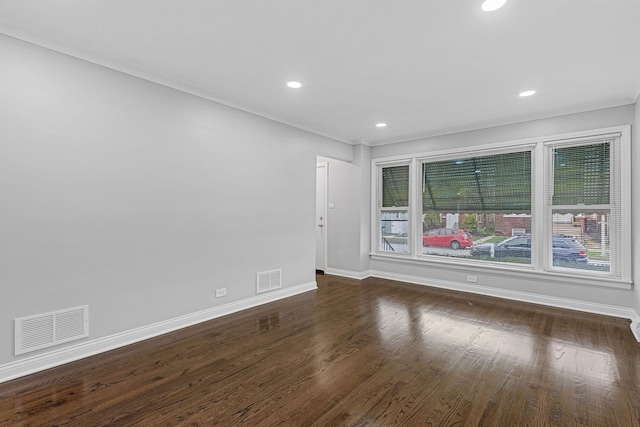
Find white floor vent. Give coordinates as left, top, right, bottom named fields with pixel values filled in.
left=15, top=305, right=89, bottom=356
left=256, top=269, right=282, bottom=294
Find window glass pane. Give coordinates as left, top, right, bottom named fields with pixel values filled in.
left=380, top=210, right=409, bottom=253
left=468, top=230, right=532, bottom=264
left=553, top=142, right=610, bottom=205
left=551, top=209, right=610, bottom=272
left=422, top=151, right=532, bottom=264
left=382, top=165, right=409, bottom=207
left=422, top=151, right=531, bottom=212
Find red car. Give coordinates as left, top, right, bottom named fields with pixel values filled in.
left=423, top=228, right=473, bottom=249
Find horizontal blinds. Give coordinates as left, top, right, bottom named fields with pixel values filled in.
left=552, top=141, right=610, bottom=205
left=422, top=151, right=531, bottom=213
left=382, top=165, right=409, bottom=207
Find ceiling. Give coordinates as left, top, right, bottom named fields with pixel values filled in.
left=1, top=0, right=639, bottom=146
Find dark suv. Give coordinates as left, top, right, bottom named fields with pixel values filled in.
left=470, top=234, right=588, bottom=263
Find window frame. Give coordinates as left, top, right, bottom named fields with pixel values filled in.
left=542, top=132, right=630, bottom=281
left=371, top=125, right=632, bottom=288
left=375, top=159, right=413, bottom=255
left=416, top=145, right=535, bottom=264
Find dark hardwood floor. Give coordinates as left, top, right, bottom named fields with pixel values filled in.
left=1, top=275, right=639, bottom=426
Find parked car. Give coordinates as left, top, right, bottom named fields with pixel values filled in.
left=470, top=234, right=588, bottom=262
left=423, top=228, right=473, bottom=249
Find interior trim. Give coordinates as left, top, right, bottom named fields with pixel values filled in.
left=631, top=311, right=640, bottom=342
left=369, top=254, right=632, bottom=290
left=324, top=268, right=371, bottom=280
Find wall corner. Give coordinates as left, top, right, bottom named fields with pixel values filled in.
left=631, top=311, right=640, bottom=342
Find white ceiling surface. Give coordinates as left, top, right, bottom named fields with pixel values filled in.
left=1, top=1, right=639, bottom=145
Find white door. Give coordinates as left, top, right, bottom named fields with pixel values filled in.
left=315, top=163, right=327, bottom=272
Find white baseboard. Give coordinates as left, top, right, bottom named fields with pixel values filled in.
left=368, top=269, right=637, bottom=323
left=324, top=268, right=640, bottom=342
left=631, top=311, right=640, bottom=342
left=0, top=281, right=317, bottom=384
left=324, top=267, right=371, bottom=280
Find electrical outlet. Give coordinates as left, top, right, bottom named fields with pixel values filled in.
left=467, top=275, right=477, bottom=283
left=215, top=288, right=227, bottom=298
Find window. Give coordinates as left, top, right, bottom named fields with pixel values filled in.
left=546, top=138, right=620, bottom=275
left=421, top=149, right=532, bottom=263
left=378, top=163, right=410, bottom=253
left=372, top=126, right=631, bottom=285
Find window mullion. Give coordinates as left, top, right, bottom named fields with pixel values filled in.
left=411, top=158, right=423, bottom=257
left=533, top=142, right=546, bottom=270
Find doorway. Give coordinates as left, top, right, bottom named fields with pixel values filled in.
left=316, top=163, right=327, bottom=273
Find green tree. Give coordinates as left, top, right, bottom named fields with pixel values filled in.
left=423, top=212, right=441, bottom=231
left=461, top=215, right=478, bottom=233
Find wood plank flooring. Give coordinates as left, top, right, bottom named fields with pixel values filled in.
left=1, top=274, right=639, bottom=426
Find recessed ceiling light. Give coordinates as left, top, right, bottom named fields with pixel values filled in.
left=519, top=90, right=536, bottom=97
left=481, top=0, right=507, bottom=12
left=376, top=123, right=387, bottom=128
left=287, top=81, right=302, bottom=89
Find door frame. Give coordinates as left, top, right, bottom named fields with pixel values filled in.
left=316, top=162, right=328, bottom=273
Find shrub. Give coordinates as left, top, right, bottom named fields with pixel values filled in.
left=423, top=212, right=441, bottom=230
left=461, top=215, right=478, bottom=233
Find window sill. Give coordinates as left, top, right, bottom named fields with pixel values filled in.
left=369, top=252, right=632, bottom=290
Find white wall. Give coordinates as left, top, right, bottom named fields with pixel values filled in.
left=370, top=105, right=637, bottom=316
left=373, top=105, right=634, bottom=158
left=0, top=34, right=353, bottom=368
left=353, top=144, right=372, bottom=274
left=634, top=97, right=640, bottom=334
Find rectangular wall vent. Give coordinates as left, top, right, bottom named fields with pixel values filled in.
left=15, top=305, right=89, bottom=355
left=256, top=269, right=282, bottom=294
